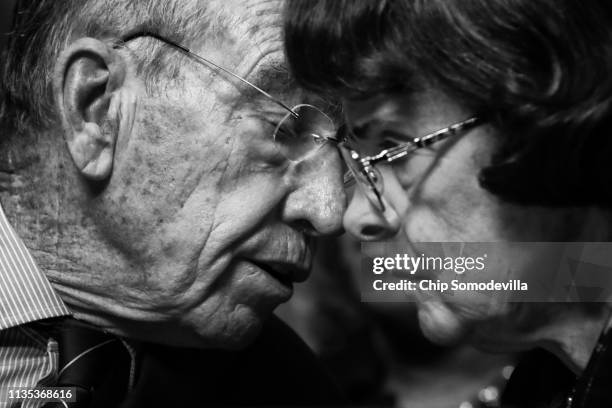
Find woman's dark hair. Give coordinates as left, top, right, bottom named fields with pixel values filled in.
left=284, top=0, right=612, bottom=207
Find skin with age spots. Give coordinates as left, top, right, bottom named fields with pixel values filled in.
left=0, top=0, right=344, bottom=349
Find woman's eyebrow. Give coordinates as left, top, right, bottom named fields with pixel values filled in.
left=380, top=128, right=416, bottom=141
left=350, top=121, right=381, bottom=141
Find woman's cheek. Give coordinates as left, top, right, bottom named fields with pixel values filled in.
left=418, top=299, right=467, bottom=345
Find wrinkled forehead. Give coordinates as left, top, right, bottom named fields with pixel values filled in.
left=153, top=0, right=290, bottom=107
left=187, top=0, right=287, bottom=84
left=207, top=0, right=284, bottom=50
left=190, top=0, right=339, bottom=116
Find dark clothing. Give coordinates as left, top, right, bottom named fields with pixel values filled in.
left=502, top=326, right=612, bottom=408
left=502, top=349, right=575, bottom=408
left=121, top=315, right=346, bottom=407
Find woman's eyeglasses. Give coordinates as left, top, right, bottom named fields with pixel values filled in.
left=339, top=116, right=484, bottom=212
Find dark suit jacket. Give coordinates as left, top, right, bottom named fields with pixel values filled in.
left=119, top=315, right=347, bottom=407
left=502, top=327, right=612, bottom=408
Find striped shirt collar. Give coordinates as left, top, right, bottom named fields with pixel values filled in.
left=0, top=203, right=69, bottom=330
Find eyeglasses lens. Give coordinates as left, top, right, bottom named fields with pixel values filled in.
left=273, top=105, right=335, bottom=161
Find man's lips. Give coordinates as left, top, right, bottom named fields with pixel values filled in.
left=250, top=260, right=310, bottom=286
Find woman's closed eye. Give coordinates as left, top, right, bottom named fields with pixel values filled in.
left=378, top=139, right=399, bottom=150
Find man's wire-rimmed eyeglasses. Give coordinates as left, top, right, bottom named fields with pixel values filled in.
left=119, top=31, right=339, bottom=162
left=339, top=116, right=484, bottom=212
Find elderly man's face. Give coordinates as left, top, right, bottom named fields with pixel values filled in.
left=71, top=0, right=344, bottom=347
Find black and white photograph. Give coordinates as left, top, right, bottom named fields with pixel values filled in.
left=2, top=0, right=612, bottom=407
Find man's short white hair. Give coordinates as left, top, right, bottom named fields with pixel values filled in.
left=1, top=0, right=226, bottom=133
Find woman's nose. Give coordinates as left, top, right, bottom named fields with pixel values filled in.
left=343, top=185, right=401, bottom=240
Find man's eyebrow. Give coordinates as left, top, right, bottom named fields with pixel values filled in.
left=239, top=63, right=296, bottom=101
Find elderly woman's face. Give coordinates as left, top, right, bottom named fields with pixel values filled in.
left=342, top=88, right=586, bottom=345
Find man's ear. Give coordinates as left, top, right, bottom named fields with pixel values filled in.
left=54, top=37, right=136, bottom=180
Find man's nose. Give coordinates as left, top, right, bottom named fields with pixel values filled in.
left=282, top=149, right=346, bottom=236
left=343, top=184, right=401, bottom=241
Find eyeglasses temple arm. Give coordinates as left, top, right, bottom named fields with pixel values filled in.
left=367, top=116, right=482, bottom=165
left=120, top=31, right=299, bottom=118
left=365, top=143, right=417, bottom=166
left=186, top=50, right=299, bottom=118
